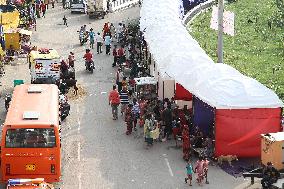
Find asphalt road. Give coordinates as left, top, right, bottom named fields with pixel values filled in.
left=0, top=4, right=263, bottom=189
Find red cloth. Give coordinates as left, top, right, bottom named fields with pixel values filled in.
left=172, top=127, right=181, bottom=140
left=175, top=83, right=192, bottom=101
left=117, top=48, right=125, bottom=57
left=41, top=3, right=46, bottom=11
left=215, top=108, right=281, bottom=157
left=112, top=48, right=118, bottom=57
left=109, top=90, right=120, bottom=105
left=83, top=52, right=93, bottom=62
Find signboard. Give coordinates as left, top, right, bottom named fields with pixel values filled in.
left=210, top=6, right=235, bottom=36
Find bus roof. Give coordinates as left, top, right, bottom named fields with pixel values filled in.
left=30, top=49, right=60, bottom=60
left=4, top=84, right=59, bottom=127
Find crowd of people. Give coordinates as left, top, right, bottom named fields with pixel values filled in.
left=104, top=20, right=218, bottom=187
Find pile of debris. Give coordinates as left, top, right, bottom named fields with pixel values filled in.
left=66, top=84, right=87, bottom=101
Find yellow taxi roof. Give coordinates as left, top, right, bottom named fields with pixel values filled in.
left=30, top=49, right=60, bottom=60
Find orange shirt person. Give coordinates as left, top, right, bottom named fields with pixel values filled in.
left=109, top=85, right=120, bottom=120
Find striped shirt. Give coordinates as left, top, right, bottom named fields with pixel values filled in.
left=132, top=102, right=140, bottom=115
left=119, top=90, right=129, bottom=104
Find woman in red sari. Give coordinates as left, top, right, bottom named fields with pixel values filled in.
left=103, top=22, right=110, bottom=39
left=182, top=125, right=190, bottom=161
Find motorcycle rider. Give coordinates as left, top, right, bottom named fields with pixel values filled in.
left=83, top=49, right=93, bottom=70
left=79, top=26, right=88, bottom=44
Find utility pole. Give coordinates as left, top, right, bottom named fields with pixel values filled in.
left=217, top=0, right=224, bottom=63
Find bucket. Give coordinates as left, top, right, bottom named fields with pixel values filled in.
left=14, top=79, right=24, bottom=87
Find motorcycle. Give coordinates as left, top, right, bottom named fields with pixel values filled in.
left=59, top=94, right=70, bottom=121
left=5, top=94, right=12, bottom=111
left=85, top=60, right=94, bottom=73
left=79, top=31, right=88, bottom=46
left=60, top=102, right=70, bottom=121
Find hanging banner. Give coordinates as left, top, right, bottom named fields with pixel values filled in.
left=210, top=6, right=235, bottom=36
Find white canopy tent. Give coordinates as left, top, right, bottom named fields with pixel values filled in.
left=140, top=0, right=283, bottom=109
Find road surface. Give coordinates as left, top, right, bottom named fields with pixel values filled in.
left=0, top=4, right=262, bottom=189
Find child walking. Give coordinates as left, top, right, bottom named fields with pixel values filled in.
left=63, top=15, right=68, bottom=27
left=195, top=156, right=204, bottom=185
left=185, top=160, right=193, bottom=186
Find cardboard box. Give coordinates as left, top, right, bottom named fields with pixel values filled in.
left=261, top=132, right=284, bottom=170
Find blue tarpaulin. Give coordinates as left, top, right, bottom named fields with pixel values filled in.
left=192, top=96, right=215, bottom=136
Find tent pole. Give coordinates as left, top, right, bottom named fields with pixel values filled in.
left=163, top=81, right=164, bottom=100
left=217, top=0, right=224, bottom=63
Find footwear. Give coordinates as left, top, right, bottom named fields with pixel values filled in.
left=134, top=128, right=137, bottom=131
left=185, top=178, right=187, bottom=183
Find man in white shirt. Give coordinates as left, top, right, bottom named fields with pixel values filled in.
left=95, top=32, right=103, bottom=54
left=116, top=23, right=123, bottom=43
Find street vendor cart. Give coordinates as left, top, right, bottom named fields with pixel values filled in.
left=243, top=132, right=284, bottom=188
left=134, top=77, right=158, bottom=100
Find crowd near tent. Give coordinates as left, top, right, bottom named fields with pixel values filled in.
left=140, top=0, right=283, bottom=157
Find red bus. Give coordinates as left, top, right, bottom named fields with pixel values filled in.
left=1, top=84, right=61, bottom=183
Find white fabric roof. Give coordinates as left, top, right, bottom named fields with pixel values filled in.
left=140, top=0, right=283, bottom=109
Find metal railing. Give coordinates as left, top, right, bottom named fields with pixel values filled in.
left=110, top=0, right=140, bottom=12
left=183, top=0, right=215, bottom=24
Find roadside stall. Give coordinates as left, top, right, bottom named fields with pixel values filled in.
left=4, top=28, right=21, bottom=51
left=134, top=76, right=157, bottom=100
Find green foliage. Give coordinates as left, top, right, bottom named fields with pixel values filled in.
left=188, top=0, right=284, bottom=102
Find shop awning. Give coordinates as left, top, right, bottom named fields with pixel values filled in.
left=19, top=29, right=32, bottom=36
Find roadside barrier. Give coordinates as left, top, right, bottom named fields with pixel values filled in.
left=182, top=0, right=215, bottom=24
left=110, top=0, right=140, bottom=12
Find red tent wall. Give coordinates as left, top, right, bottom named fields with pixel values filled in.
left=215, top=108, right=281, bottom=157
left=175, top=83, right=192, bottom=101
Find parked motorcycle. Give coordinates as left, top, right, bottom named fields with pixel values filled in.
left=59, top=94, right=70, bottom=121
left=5, top=94, right=12, bottom=111
left=85, top=60, right=94, bottom=73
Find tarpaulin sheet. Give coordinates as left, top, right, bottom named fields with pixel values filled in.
left=140, top=0, right=283, bottom=109
left=192, top=96, right=215, bottom=136
left=175, top=83, right=192, bottom=101
left=215, top=108, right=282, bottom=157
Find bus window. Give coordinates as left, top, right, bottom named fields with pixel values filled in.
left=5, top=128, right=56, bottom=148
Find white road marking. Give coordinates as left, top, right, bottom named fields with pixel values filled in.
left=76, top=104, right=82, bottom=188
left=77, top=142, right=81, bottom=161
left=77, top=118, right=81, bottom=133
left=76, top=104, right=81, bottom=134
left=78, top=172, right=82, bottom=189
left=164, top=158, right=174, bottom=177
